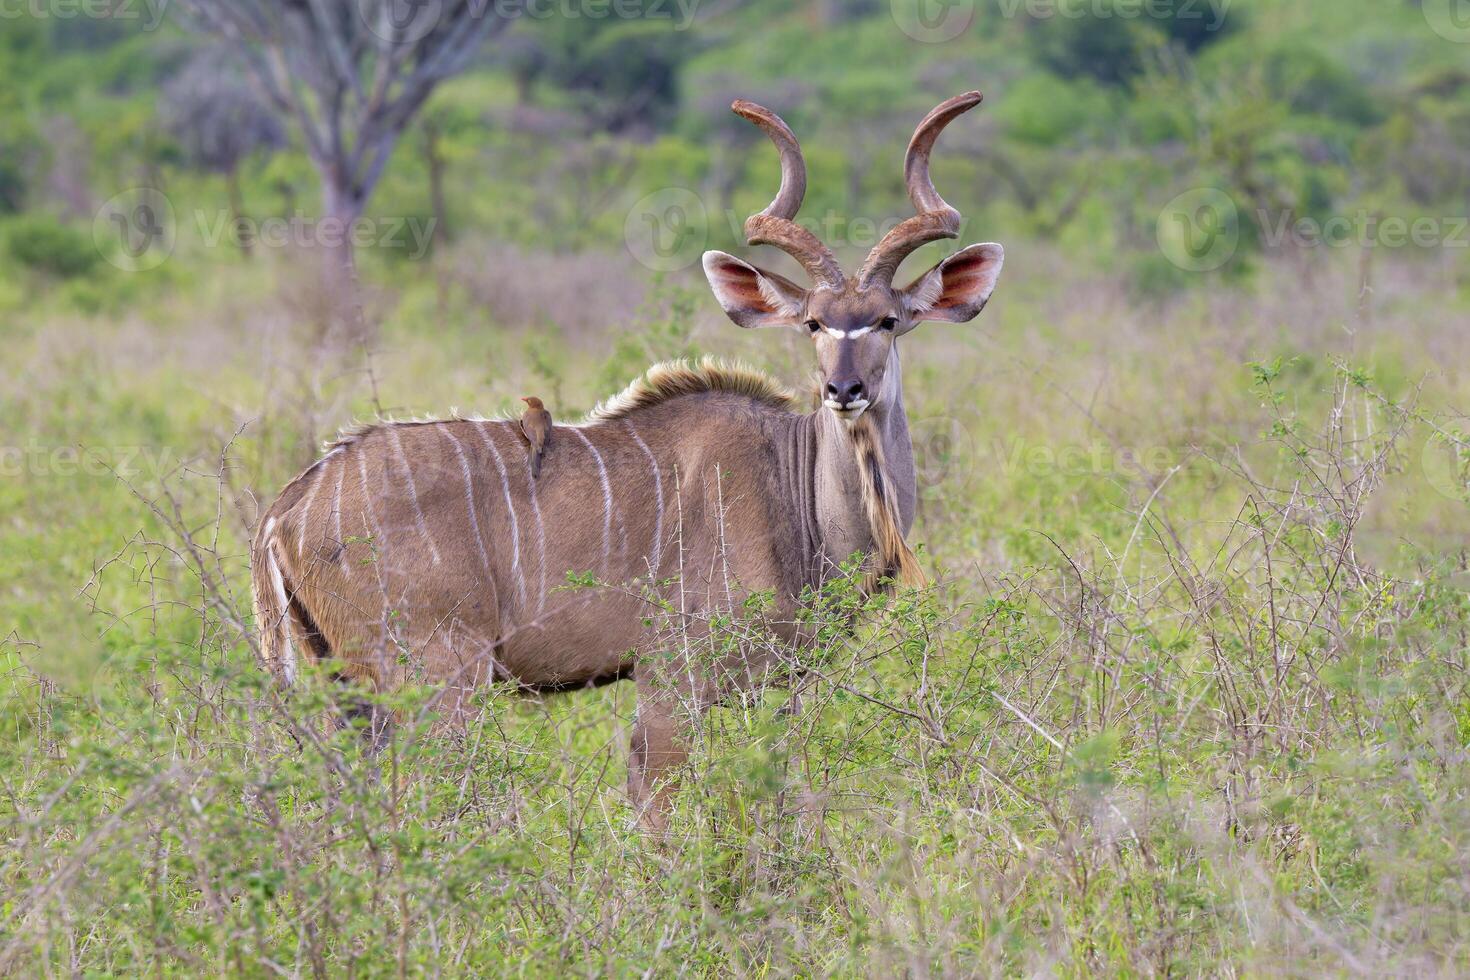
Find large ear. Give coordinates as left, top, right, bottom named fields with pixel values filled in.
left=702, top=251, right=809, bottom=329
left=900, top=243, right=1004, bottom=326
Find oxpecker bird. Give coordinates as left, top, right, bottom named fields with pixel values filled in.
left=519, top=396, right=553, bottom=478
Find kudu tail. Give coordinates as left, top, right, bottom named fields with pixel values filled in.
left=250, top=516, right=299, bottom=686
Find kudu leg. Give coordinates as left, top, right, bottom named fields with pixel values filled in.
left=627, top=676, right=686, bottom=832
left=628, top=667, right=724, bottom=832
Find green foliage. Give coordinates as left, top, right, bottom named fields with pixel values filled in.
left=0, top=115, right=41, bottom=215
left=527, top=17, right=700, bottom=130
left=4, top=214, right=99, bottom=279
left=1028, top=7, right=1165, bottom=87
left=994, top=72, right=1119, bottom=147
left=1025, top=0, right=1235, bottom=88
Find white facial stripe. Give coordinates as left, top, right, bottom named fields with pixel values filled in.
left=440, top=427, right=493, bottom=576
left=821, top=326, right=875, bottom=340
left=475, top=423, right=527, bottom=611
left=625, top=421, right=663, bottom=580
left=388, top=428, right=442, bottom=566
left=573, top=428, right=613, bottom=577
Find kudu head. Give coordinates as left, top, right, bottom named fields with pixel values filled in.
left=703, top=92, right=1004, bottom=422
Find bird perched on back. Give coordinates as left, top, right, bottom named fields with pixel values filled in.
left=519, top=396, right=553, bottom=478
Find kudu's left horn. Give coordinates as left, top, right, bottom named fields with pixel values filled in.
left=859, top=91, right=984, bottom=288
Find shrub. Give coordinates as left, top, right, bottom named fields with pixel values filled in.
left=5, top=214, right=99, bottom=279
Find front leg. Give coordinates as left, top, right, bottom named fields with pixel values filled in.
left=627, top=670, right=696, bottom=833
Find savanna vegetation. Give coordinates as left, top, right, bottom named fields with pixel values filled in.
left=2, top=0, right=1469, bottom=974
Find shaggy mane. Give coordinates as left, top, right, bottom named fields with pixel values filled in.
left=309, top=358, right=799, bottom=457
left=586, top=356, right=801, bottom=422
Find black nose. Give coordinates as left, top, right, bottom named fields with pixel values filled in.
left=826, top=379, right=865, bottom=406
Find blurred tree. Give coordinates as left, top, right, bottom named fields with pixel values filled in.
left=5, top=214, right=100, bottom=279
left=173, top=0, right=513, bottom=312
left=0, top=120, right=40, bottom=215
left=162, top=54, right=287, bottom=256
left=1028, top=7, right=1163, bottom=86
left=531, top=18, right=700, bottom=134
left=1027, top=0, right=1236, bottom=87
left=0, top=15, right=47, bottom=214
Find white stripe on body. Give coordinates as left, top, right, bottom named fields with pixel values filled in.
left=295, top=462, right=326, bottom=557
left=474, top=423, right=529, bottom=612
left=387, top=427, right=442, bottom=565
left=524, top=456, right=547, bottom=614
left=261, top=516, right=296, bottom=685
left=440, top=426, right=494, bottom=576
left=572, top=427, right=613, bottom=578
left=625, top=421, right=664, bottom=580
left=330, top=454, right=351, bottom=581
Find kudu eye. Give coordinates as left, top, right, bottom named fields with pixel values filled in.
left=879, top=316, right=899, bottom=332
left=805, top=320, right=821, bottom=334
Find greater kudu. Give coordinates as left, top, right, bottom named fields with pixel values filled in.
left=250, top=92, right=1004, bottom=827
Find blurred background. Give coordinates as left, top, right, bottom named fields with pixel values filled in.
left=2, top=0, right=1466, bottom=318
left=3, top=3, right=1470, bottom=972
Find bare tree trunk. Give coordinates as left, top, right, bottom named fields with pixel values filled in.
left=321, top=175, right=370, bottom=346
